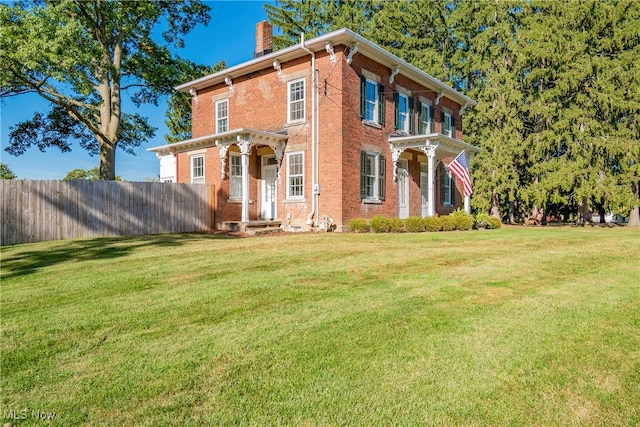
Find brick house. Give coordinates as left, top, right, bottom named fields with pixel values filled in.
left=149, top=22, right=479, bottom=232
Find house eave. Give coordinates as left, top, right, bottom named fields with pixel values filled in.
left=147, top=128, right=289, bottom=155
left=177, top=28, right=476, bottom=108
left=388, top=133, right=481, bottom=155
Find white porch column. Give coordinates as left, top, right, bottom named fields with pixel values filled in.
left=426, top=142, right=438, bottom=217
left=238, top=137, right=252, bottom=223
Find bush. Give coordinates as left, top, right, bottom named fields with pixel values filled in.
left=348, top=218, right=369, bottom=233
left=475, top=213, right=502, bottom=229
left=388, top=217, right=405, bottom=233
left=449, top=209, right=473, bottom=231
left=424, top=216, right=442, bottom=232
left=369, top=215, right=390, bottom=233
left=440, top=215, right=456, bottom=231
left=487, top=216, right=502, bottom=229
left=405, top=216, right=425, bottom=232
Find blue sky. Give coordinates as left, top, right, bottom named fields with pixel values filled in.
left=0, top=1, right=275, bottom=180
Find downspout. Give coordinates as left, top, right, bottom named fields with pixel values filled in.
left=301, top=33, right=317, bottom=228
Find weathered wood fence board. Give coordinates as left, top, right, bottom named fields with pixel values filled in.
left=1, top=180, right=215, bottom=245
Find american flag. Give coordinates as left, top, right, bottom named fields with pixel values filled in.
left=447, top=150, right=472, bottom=197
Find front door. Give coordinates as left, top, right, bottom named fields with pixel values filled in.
left=261, top=156, right=277, bottom=220
left=398, top=159, right=409, bottom=219
left=420, top=163, right=429, bottom=217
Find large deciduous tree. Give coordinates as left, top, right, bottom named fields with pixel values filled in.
left=1, top=0, right=210, bottom=180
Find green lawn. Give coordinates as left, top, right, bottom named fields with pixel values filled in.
left=1, top=227, right=639, bottom=426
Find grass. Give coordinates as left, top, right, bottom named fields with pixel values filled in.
left=1, top=227, right=639, bottom=426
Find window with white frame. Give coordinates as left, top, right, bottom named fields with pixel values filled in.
left=440, top=166, right=455, bottom=205
left=360, top=151, right=386, bottom=201
left=394, top=92, right=414, bottom=134
left=216, top=99, right=228, bottom=133
left=418, top=100, right=434, bottom=134
left=286, top=152, right=304, bottom=199
left=229, top=153, right=242, bottom=199
left=288, top=79, right=305, bottom=122
left=441, top=110, right=454, bottom=137
left=360, top=75, right=385, bottom=125
left=191, top=155, right=204, bottom=184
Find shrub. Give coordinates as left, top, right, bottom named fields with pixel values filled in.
left=475, top=212, right=502, bottom=229
left=449, top=209, right=473, bottom=231
left=474, top=212, right=492, bottom=229
left=369, top=215, right=390, bottom=233
left=388, top=217, right=405, bottom=233
left=487, top=216, right=502, bottom=229
left=348, top=218, right=369, bottom=233
left=424, top=216, right=442, bottom=232
left=440, top=215, right=456, bottom=231
left=405, top=216, right=425, bottom=232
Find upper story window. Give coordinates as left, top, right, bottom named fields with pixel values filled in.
left=191, top=155, right=204, bottom=184
left=418, top=100, right=435, bottom=134
left=229, top=153, right=242, bottom=199
left=216, top=99, right=228, bottom=133
left=394, top=91, right=414, bottom=134
left=360, top=151, right=386, bottom=201
left=359, top=75, right=385, bottom=125
left=288, top=78, right=305, bottom=122
left=286, top=152, right=304, bottom=199
left=441, top=110, right=455, bottom=138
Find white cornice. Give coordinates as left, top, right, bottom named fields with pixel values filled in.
left=176, top=28, right=476, bottom=108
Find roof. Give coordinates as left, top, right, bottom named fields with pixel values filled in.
left=176, top=28, right=476, bottom=108
left=147, top=128, right=289, bottom=154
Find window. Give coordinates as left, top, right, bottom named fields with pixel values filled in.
left=360, top=151, right=386, bottom=201
left=418, top=100, right=435, bottom=134
left=394, top=92, right=414, bottom=134
left=288, top=79, right=305, bottom=122
left=191, top=155, right=204, bottom=184
left=216, top=99, right=228, bottom=133
left=229, top=153, right=242, bottom=199
left=359, top=75, right=385, bottom=125
left=440, top=166, right=455, bottom=206
left=441, top=110, right=454, bottom=137
left=287, top=152, right=304, bottom=199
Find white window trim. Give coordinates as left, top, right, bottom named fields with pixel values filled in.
left=286, top=151, right=305, bottom=200
left=362, top=151, right=384, bottom=202
left=287, top=78, right=306, bottom=123
left=190, top=154, right=204, bottom=184
left=443, top=168, right=454, bottom=206
left=398, top=92, right=410, bottom=134
left=442, top=109, right=453, bottom=138
left=229, top=152, right=242, bottom=200
left=215, top=99, right=228, bottom=134
left=419, top=98, right=434, bottom=135
left=364, top=78, right=379, bottom=124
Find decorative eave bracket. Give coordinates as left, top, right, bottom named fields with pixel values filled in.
left=224, top=76, right=234, bottom=93
left=435, top=90, right=445, bottom=105
left=273, top=60, right=283, bottom=81
left=389, top=66, right=400, bottom=84
left=325, top=42, right=336, bottom=63
left=347, top=44, right=359, bottom=65
left=189, top=88, right=198, bottom=103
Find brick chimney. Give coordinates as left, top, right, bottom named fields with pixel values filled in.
left=255, top=21, right=273, bottom=58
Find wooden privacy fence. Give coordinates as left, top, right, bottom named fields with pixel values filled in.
left=1, top=180, right=215, bottom=245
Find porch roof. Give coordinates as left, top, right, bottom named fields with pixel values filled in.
left=388, top=133, right=481, bottom=157
left=147, top=128, right=289, bottom=155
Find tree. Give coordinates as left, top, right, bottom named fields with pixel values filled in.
left=165, top=60, right=225, bottom=144
left=1, top=0, right=210, bottom=180
left=63, top=167, right=102, bottom=180
left=0, top=163, right=17, bottom=179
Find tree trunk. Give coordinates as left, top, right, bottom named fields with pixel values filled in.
left=629, top=181, right=640, bottom=227
left=490, top=190, right=501, bottom=219
left=99, top=140, right=116, bottom=180
left=578, top=199, right=591, bottom=223
left=509, top=200, right=517, bottom=224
